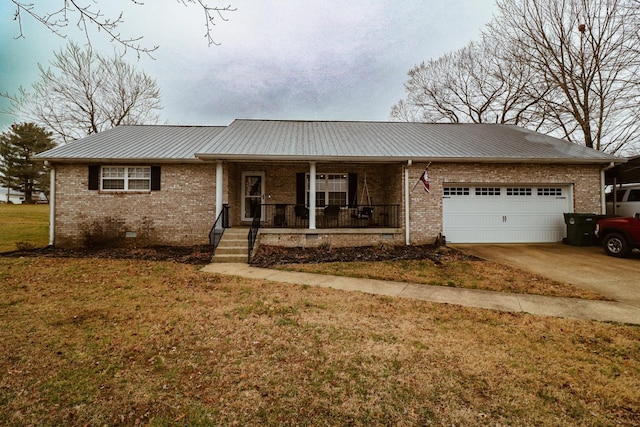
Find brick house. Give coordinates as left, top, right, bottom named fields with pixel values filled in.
left=35, top=119, right=621, bottom=252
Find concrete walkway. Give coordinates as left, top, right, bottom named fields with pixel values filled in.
left=201, top=263, right=640, bottom=325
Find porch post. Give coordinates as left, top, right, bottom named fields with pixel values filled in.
left=215, top=161, right=223, bottom=218
left=309, top=161, right=316, bottom=229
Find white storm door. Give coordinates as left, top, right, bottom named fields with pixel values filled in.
left=241, top=172, right=265, bottom=221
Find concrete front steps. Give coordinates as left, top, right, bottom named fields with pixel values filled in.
left=212, top=228, right=249, bottom=263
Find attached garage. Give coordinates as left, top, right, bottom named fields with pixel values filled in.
left=443, top=184, right=572, bottom=243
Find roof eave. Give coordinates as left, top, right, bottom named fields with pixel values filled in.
left=195, top=153, right=623, bottom=164
left=35, top=157, right=203, bottom=164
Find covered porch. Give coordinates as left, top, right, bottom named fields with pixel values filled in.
left=225, top=161, right=404, bottom=229
left=210, top=160, right=407, bottom=252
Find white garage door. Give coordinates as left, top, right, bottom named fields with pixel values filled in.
left=443, top=185, right=572, bottom=243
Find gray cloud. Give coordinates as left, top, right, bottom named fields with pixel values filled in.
left=0, top=0, right=498, bottom=130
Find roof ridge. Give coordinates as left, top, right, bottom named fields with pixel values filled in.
left=231, top=119, right=511, bottom=126
left=118, top=124, right=228, bottom=128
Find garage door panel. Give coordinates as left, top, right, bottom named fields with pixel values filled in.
left=443, top=185, right=570, bottom=243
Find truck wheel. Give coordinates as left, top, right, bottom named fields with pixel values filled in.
left=603, top=233, right=631, bottom=258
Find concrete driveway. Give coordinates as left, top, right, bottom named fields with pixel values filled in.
left=453, top=243, right=640, bottom=308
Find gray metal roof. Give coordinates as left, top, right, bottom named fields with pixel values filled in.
left=35, top=125, right=226, bottom=162
left=196, top=120, right=620, bottom=164
left=36, top=120, right=623, bottom=164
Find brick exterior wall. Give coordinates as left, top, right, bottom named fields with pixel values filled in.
left=53, top=163, right=217, bottom=247
left=52, top=161, right=603, bottom=248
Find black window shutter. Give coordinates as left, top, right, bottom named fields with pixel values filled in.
left=348, top=173, right=358, bottom=208
left=88, top=165, right=100, bottom=190
left=150, top=166, right=161, bottom=191
left=296, top=173, right=305, bottom=205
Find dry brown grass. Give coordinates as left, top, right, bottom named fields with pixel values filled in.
left=278, top=250, right=607, bottom=300
left=1, top=256, right=639, bottom=426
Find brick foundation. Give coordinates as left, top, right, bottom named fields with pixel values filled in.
left=257, top=228, right=403, bottom=248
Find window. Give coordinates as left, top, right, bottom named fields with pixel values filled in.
left=475, top=187, right=501, bottom=196
left=628, top=189, right=640, bottom=202
left=537, top=187, right=562, bottom=196
left=443, top=187, right=470, bottom=196
left=307, top=174, right=348, bottom=207
left=507, top=187, right=532, bottom=196
left=101, top=166, right=151, bottom=191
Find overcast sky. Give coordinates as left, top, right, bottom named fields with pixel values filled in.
left=0, top=1, right=498, bottom=132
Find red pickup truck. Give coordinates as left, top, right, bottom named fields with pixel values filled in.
left=595, top=214, right=640, bottom=258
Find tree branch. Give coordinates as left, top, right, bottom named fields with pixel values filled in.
left=8, top=1, right=236, bottom=56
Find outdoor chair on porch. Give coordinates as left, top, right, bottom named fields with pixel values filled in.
left=274, top=204, right=287, bottom=227
left=351, top=206, right=373, bottom=220
left=294, top=204, right=309, bottom=227
left=323, top=205, right=340, bottom=227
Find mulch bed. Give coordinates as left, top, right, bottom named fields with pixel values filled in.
left=2, top=244, right=479, bottom=267
left=250, top=244, right=479, bottom=267
left=0, top=245, right=214, bottom=265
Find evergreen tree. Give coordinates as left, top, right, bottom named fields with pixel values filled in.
left=0, top=123, right=56, bottom=203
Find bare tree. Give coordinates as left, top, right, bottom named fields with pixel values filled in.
left=488, top=0, right=640, bottom=153
left=393, top=0, right=640, bottom=154
left=8, top=0, right=236, bottom=56
left=391, top=38, right=548, bottom=127
left=4, top=42, right=162, bottom=143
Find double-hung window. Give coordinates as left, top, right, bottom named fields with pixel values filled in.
left=101, top=166, right=151, bottom=191
left=307, top=174, right=348, bottom=207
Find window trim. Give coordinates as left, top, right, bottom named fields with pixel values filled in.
left=475, top=187, right=501, bottom=196
left=537, top=187, right=563, bottom=197
left=443, top=187, right=470, bottom=196
left=100, top=166, right=152, bottom=192
left=306, top=173, right=349, bottom=207
left=506, top=187, right=532, bottom=196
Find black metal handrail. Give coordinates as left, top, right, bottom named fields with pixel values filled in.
left=209, top=204, right=229, bottom=252
left=247, top=207, right=261, bottom=262
left=253, top=204, right=401, bottom=229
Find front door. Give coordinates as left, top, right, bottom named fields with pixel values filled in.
left=241, top=171, right=265, bottom=221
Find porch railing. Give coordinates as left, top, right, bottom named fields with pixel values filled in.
left=209, top=203, right=229, bottom=251
left=254, top=204, right=400, bottom=229
left=247, top=207, right=261, bottom=262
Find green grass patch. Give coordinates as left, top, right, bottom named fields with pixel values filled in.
left=0, top=204, right=49, bottom=252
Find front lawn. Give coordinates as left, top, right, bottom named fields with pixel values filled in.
left=1, top=256, right=638, bottom=425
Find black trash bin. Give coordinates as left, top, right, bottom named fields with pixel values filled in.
left=563, top=213, right=597, bottom=246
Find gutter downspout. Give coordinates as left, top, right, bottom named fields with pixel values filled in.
left=601, top=162, right=615, bottom=215
left=47, top=162, right=55, bottom=246
left=405, top=160, right=412, bottom=245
